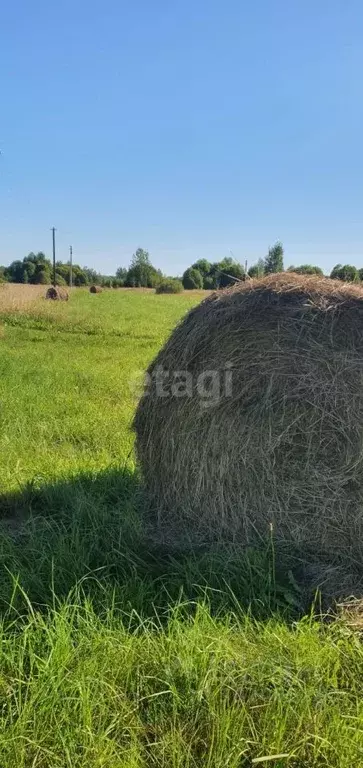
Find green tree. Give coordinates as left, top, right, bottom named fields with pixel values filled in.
left=24, top=251, right=47, bottom=265
left=6, top=260, right=25, bottom=282
left=341, top=265, right=358, bottom=282
left=207, top=263, right=222, bottom=289
left=23, top=262, right=36, bottom=282
left=203, top=276, right=215, bottom=290
left=5, top=253, right=52, bottom=284
left=205, top=258, right=244, bottom=288
left=73, top=268, right=88, bottom=286
left=330, top=264, right=343, bottom=280
left=125, top=248, right=160, bottom=288
left=248, top=258, right=265, bottom=278
left=116, top=267, right=127, bottom=284
left=35, top=268, right=51, bottom=285
left=264, top=242, right=284, bottom=274
left=55, top=273, right=67, bottom=286
left=191, top=259, right=211, bottom=286
left=55, top=262, right=71, bottom=285
left=2, top=252, right=114, bottom=287
left=182, top=267, right=203, bottom=290
left=217, top=259, right=245, bottom=288
left=31, top=254, right=52, bottom=283
left=83, top=267, right=100, bottom=284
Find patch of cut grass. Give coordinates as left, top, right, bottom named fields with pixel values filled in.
left=0, top=289, right=202, bottom=494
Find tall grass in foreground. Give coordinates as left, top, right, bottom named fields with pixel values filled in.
left=0, top=468, right=362, bottom=766
left=1, top=592, right=363, bottom=767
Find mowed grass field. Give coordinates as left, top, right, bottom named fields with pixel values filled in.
left=0, top=285, right=204, bottom=492
left=0, top=285, right=363, bottom=766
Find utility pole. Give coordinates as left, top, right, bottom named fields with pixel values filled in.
left=51, top=227, right=56, bottom=287
left=69, top=245, right=73, bottom=289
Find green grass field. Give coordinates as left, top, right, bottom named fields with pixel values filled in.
left=0, top=287, right=363, bottom=767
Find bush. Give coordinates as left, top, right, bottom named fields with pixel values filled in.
left=182, top=267, right=203, bottom=290
left=203, top=276, right=215, bottom=290
left=155, top=279, right=183, bottom=294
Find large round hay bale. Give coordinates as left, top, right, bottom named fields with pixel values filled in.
left=46, top=286, right=69, bottom=301
left=90, top=285, right=102, bottom=293
left=134, top=274, right=363, bottom=560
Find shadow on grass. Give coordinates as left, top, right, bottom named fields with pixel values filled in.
left=0, top=467, right=322, bottom=621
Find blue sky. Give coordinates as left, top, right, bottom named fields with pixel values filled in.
left=1, top=0, right=363, bottom=276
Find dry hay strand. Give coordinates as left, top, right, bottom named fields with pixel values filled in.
left=337, top=597, right=363, bottom=632
left=90, top=285, right=102, bottom=293
left=46, top=286, right=69, bottom=301
left=134, top=273, right=363, bottom=567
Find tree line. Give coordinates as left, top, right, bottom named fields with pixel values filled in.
left=0, top=248, right=163, bottom=289
left=181, top=243, right=363, bottom=288
left=0, top=252, right=118, bottom=288
left=1, top=243, right=363, bottom=291
left=181, top=242, right=319, bottom=288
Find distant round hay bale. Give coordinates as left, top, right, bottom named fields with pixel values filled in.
left=134, top=274, right=363, bottom=560
left=46, top=286, right=69, bottom=301
left=90, top=285, right=102, bottom=293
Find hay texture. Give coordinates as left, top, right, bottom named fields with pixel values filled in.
left=134, top=273, right=363, bottom=560
left=90, top=285, right=102, bottom=293
left=46, top=286, right=69, bottom=301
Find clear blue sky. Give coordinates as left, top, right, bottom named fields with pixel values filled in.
left=1, top=0, right=363, bottom=276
